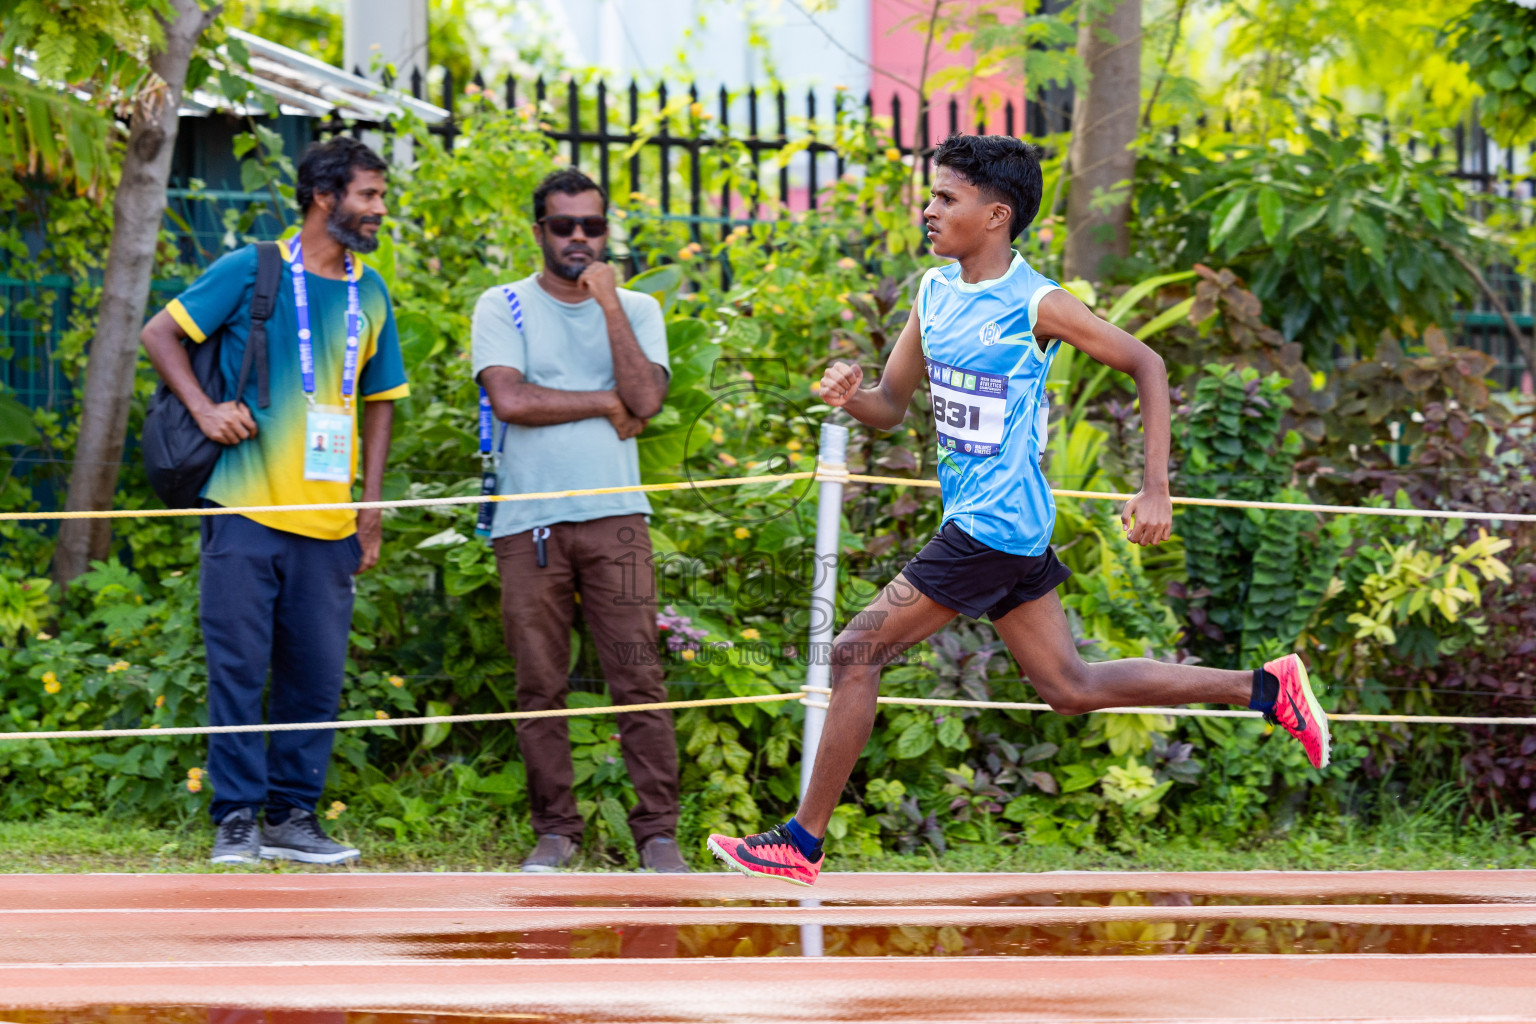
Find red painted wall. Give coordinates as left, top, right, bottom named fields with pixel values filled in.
left=869, top=0, right=1025, bottom=147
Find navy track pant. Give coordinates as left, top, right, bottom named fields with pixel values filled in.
left=199, top=512, right=360, bottom=823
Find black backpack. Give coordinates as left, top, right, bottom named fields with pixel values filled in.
left=142, top=241, right=281, bottom=509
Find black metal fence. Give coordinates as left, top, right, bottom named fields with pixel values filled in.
left=397, top=68, right=1053, bottom=240
left=383, top=71, right=1533, bottom=386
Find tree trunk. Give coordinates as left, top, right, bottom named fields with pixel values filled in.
left=53, top=0, right=215, bottom=585
left=1063, top=0, right=1142, bottom=284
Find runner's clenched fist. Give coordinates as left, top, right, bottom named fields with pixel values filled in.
left=819, top=361, right=863, bottom=407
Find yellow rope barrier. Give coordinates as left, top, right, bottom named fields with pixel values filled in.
left=845, top=474, right=1536, bottom=523
left=2, top=463, right=1530, bottom=740
left=0, top=692, right=803, bottom=743
left=3, top=466, right=1529, bottom=522
left=0, top=472, right=816, bottom=522
left=799, top=687, right=1536, bottom=727
left=5, top=686, right=1528, bottom=743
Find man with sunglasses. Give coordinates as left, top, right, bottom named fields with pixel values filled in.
left=472, top=168, right=687, bottom=873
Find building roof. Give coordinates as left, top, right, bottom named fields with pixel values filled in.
left=13, top=28, right=448, bottom=125
left=182, top=29, right=447, bottom=124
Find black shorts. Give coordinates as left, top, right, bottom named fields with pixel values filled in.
left=900, top=521, right=1072, bottom=621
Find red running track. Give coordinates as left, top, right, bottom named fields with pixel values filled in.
left=2, top=870, right=1534, bottom=1022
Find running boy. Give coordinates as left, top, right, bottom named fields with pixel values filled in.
left=707, top=133, right=1329, bottom=886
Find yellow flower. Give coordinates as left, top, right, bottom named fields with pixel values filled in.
left=885, top=147, right=902, bottom=162
left=741, top=628, right=761, bottom=640
left=44, top=677, right=60, bottom=695
left=325, top=800, right=347, bottom=820
left=155, top=695, right=165, bottom=708
left=41, top=671, right=57, bottom=686
left=690, top=101, right=705, bottom=119
left=35, top=631, right=52, bottom=641
left=712, top=429, right=725, bottom=444
left=734, top=527, right=751, bottom=540
left=186, top=778, right=202, bottom=793
left=837, top=257, right=858, bottom=270
left=680, top=649, right=696, bottom=661
left=786, top=440, right=802, bottom=452
left=718, top=452, right=739, bottom=467
left=188, top=768, right=203, bottom=780
left=375, top=710, right=390, bottom=720
left=106, top=660, right=130, bottom=673
left=388, top=675, right=405, bottom=688
left=677, top=247, right=695, bottom=261
left=763, top=262, right=777, bottom=273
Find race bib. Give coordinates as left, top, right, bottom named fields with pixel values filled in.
left=304, top=405, right=354, bottom=482
left=926, top=357, right=1007, bottom=457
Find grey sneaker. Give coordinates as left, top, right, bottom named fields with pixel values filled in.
left=210, top=807, right=261, bottom=865
left=639, top=835, right=693, bottom=873
left=260, top=809, right=361, bottom=864
left=521, top=833, right=578, bottom=872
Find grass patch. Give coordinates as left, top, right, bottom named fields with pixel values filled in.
left=1, top=810, right=1530, bottom=874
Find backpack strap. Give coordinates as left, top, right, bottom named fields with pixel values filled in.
left=233, top=241, right=283, bottom=409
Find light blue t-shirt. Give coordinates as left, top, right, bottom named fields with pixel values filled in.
left=917, top=251, right=1062, bottom=556
left=470, top=274, right=670, bottom=538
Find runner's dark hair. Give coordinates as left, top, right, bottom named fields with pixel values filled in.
left=295, top=137, right=387, bottom=213
left=533, top=168, right=608, bottom=221
left=932, top=133, right=1044, bottom=241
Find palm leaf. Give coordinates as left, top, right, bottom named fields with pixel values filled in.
left=0, top=68, right=116, bottom=191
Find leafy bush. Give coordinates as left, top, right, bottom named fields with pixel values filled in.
left=1130, top=127, right=1489, bottom=368
left=1, top=98, right=1533, bottom=863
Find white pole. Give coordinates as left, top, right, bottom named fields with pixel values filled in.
left=799, top=423, right=845, bottom=959
left=344, top=0, right=426, bottom=165
left=799, top=898, right=825, bottom=957
left=800, top=422, right=847, bottom=802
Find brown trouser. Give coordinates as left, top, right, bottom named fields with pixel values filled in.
left=493, top=513, right=679, bottom=844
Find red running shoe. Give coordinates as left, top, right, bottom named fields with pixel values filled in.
left=707, top=824, right=822, bottom=887
left=1264, top=653, right=1330, bottom=769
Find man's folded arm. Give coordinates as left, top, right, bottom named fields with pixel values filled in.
left=477, top=365, right=621, bottom=426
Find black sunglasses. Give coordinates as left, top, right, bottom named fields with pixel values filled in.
left=539, top=215, right=609, bottom=238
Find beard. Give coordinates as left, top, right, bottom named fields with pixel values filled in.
left=326, top=205, right=383, bottom=254
left=543, top=237, right=601, bottom=281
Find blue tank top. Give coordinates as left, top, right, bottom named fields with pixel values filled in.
left=917, top=251, right=1062, bottom=556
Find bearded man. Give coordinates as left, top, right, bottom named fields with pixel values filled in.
left=141, top=137, right=408, bottom=865
left=471, top=169, right=688, bottom=873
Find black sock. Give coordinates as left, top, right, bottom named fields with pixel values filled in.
left=1249, top=669, right=1279, bottom=716
left=266, top=808, right=291, bottom=827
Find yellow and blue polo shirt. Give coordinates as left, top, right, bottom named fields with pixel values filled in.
left=163, top=240, right=409, bottom=540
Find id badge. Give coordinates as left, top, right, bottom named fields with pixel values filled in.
left=304, top=405, right=354, bottom=482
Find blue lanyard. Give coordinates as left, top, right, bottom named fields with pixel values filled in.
left=289, top=238, right=361, bottom=407
left=478, top=390, right=496, bottom=456
left=478, top=284, right=523, bottom=461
